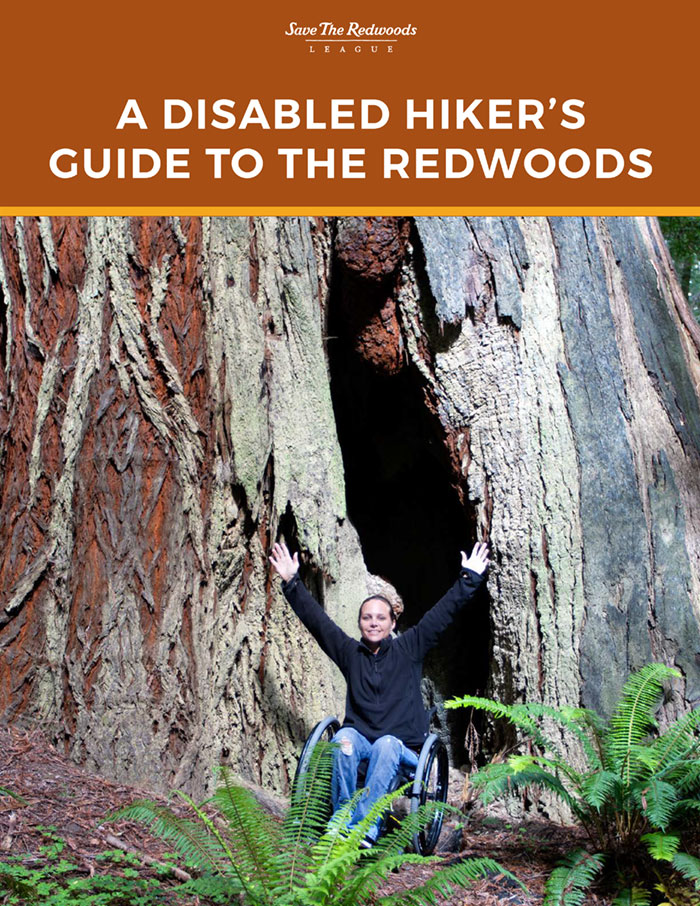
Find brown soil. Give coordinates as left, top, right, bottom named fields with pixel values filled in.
left=0, top=726, right=613, bottom=905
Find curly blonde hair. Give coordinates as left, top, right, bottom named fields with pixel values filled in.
left=363, top=575, right=404, bottom=621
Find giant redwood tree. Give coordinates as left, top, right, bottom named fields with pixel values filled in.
left=0, top=216, right=699, bottom=796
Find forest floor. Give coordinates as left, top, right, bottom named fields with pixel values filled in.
left=0, top=725, right=613, bottom=905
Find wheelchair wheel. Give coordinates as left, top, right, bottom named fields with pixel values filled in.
left=291, top=716, right=340, bottom=803
left=410, top=734, right=449, bottom=855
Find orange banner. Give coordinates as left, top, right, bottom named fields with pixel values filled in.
left=3, top=0, right=697, bottom=211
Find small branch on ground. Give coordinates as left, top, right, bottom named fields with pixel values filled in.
left=101, top=832, right=192, bottom=882
left=1, top=811, right=18, bottom=850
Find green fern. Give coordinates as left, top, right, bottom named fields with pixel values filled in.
left=671, top=852, right=700, bottom=889
left=376, top=857, right=517, bottom=906
left=0, top=787, right=27, bottom=805
left=469, top=758, right=578, bottom=815
left=278, top=741, right=338, bottom=891
left=631, top=777, right=678, bottom=830
left=446, top=663, right=700, bottom=905
left=581, top=770, right=620, bottom=810
left=648, top=708, right=700, bottom=769
left=607, top=664, right=680, bottom=784
left=611, top=887, right=651, bottom=906
left=675, top=762, right=700, bottom=796
left=675, top=796, right=700, bottom=816
left=112, top=796, right=231, bottom=874
left=641, top=831, right=680, bottom=861
left=209, top=773, right=282, bottom=899
left=111, top=741, right=516, bottom=906
left=542, top=849, right=605, bottom=906
left=517, top=702, right=607, bottom=769
left=445, top=695, right=556, bottom=753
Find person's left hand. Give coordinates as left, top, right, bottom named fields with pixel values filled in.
left=460, top=542, right=490, bottom=575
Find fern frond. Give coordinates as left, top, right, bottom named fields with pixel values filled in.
left=172, top=790, right=273, bottom=902
left=672, top=759, right=700, bottom=795
left=372, top=799, right=454, bottom=857
left=628, top=744, right=700, bottom=795
left=607, top=664, right=679, bottom=784
left=630, top=778, right=678, bottom=831
left=675, top=796, right=700, bottom=815
left=285, top=739, right=336, bottom=838
left=282, top=739, right=336, bottom=888
left=671, top=852, right=700, bottom=888
left=297, top=792, right=376, bottom=895
left=271, top=786, right=434, bottom=905
left=611, top=887, right=651, bottom=906
left=648, top=707, right=700, bottom=769
left=641, top=831, right=680, bottom=862
left=110, top=800, right=229, bottom=876
left=301, top=796, right=456, bottom=906
left=0, top=787, right=27, bottom=805
left=210, top=768, right=279, bottom=893
left=302, top=849, right=366, bottom=903
left=377, top=857, right=521, bottom=906
left=542, top=849, right=605, bottom=906
left=446, top=695, right=606, bottom=769
left=334, top=853, right=431, bottom=906
left=176, top=875, right=245, bottom=903
left=279, top=782, right=444, bottom=904
left=580, top=770, right=620, bottom=810
left=308, top=788, right=369, bottom=871
left=348, top=781, right=414, bottom=846
left=317, top=782, right=417, bottom=865
left=508, top=752, right=581, bottom=785
left=445, top=695, right=554, bottom=751
left=517, top=702, right=605, bottom=769
left=470, top=761, right=578, bottom=813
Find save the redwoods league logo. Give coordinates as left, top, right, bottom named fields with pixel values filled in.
left=284, top=20, right=417, bottom=53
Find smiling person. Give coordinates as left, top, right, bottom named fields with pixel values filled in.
left=269, top=539, right=489, bottom=846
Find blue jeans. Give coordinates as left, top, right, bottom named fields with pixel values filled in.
left=331, top=727, right=419, bottom=841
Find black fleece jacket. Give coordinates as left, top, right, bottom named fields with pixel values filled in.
left=281, top=568, right=485, bottom=749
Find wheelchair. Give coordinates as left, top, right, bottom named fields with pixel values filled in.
left=292, top=716, right=449, bottom=856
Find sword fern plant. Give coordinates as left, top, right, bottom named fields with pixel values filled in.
left=446, top=663, right=700, bottom=906
left=112, top=742, right=518, bottom=906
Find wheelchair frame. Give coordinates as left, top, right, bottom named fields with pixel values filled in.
left=292, top=716, right=449, bottom=856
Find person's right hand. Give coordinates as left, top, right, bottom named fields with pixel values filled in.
left=270, top=541, right=300, bottom=582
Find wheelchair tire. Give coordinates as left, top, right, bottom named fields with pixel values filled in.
left=409, top=733, right=449, bottom=855
left=291, top=715, right=340, bottom=803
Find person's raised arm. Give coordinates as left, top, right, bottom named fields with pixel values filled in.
left=403, top=542, right=490, bottom=659
left=270, top=540, right=351, bottom=670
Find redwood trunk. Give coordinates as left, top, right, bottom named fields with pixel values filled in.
left=0, top=216, right=698, bottom=795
